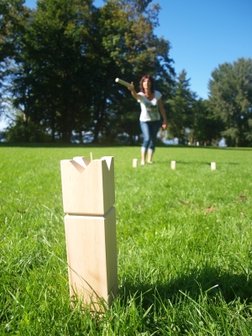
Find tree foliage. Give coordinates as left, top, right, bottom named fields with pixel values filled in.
left=1, top=0, right=175, bottom=143
left=2, top=1, right=252, bottom=146
left=167, top=70, right=196, bottom=143
left=191, top=98, right=222, bottom=145
left=93, top=0, right=175, bottom=142
left=11, top=0, right=96, bottom=141
left=209, top=58, right=252, bottom=146
left=0, top=0, right=29, bottom=116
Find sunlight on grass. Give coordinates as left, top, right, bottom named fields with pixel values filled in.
left=0, top=146, right=252, bottom=335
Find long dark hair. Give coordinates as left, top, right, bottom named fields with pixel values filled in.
left=139, top=75, right=155, bottom=94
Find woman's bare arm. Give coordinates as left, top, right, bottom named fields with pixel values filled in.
left=158, top=99, right=168, bottom=129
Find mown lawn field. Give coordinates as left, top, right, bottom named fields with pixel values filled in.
left=0, top=145, right=252, bottom=335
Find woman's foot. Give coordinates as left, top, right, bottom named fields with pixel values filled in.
left=147, top=149, right=153, bottom=164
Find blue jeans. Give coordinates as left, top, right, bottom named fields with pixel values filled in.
left=140, top=120, right=161, bottom=151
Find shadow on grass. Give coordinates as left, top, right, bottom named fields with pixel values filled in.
left=120, top=266, right=252, bottom=306
left=116, top=267, right=252, bottom=333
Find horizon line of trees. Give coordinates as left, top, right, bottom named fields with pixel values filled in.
left=1, top=0, right=252, bottom=146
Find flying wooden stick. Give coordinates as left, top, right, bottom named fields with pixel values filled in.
left=115, top=78, right=131, bottom=88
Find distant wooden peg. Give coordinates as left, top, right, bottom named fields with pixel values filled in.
left=171, top=160, right=176, bottom=170
left=211, top=162, right=216, bottom=170
left=132, top=158, right=138, bottom=168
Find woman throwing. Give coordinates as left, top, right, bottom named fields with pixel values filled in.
left=128, top=75, right=168, bottom=165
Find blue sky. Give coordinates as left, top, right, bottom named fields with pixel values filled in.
left=155, top=0, right=252, bottom=99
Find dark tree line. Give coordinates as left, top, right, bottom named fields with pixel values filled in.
left=1, top=0, right=252, bottom=146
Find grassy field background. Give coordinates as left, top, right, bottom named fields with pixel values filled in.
left=0, top=145, right=252, bottom=335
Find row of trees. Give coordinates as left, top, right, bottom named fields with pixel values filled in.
left=1, top=0, right=252, bottom=146
left=169, top=58, right=252, bottom=147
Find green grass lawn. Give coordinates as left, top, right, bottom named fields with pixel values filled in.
left=0, top=145, right=252, bottom=335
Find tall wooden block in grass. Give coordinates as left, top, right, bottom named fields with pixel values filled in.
left=60, top=156, right=117, bottom=311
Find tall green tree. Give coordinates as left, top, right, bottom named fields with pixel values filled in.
left=11, top=0, right=96, bottom=142
left=209, top=58, right=252, bottom=146
left=168, top=70, right=195, bottom=144
left=191, top=98, right=222, bottom=145
left=0, top=0, right=28, bottom=117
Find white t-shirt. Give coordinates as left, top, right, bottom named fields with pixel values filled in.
left=137, top=90, right=162, bottom=122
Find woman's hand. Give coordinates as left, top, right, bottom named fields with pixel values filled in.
left=127, top=82, right=135, bottom=92
left=161, top=122, right=167, bottom=130
left=158, top=99, right=168, bottom=129
left=128, top=82, right=139, bottom=100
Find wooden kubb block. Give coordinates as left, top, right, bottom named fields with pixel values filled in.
left=64, top=208, right=117, bottom=308
left=60, top=156, right=117, bottom=309
left=60, top=156, right=115, bottom=215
